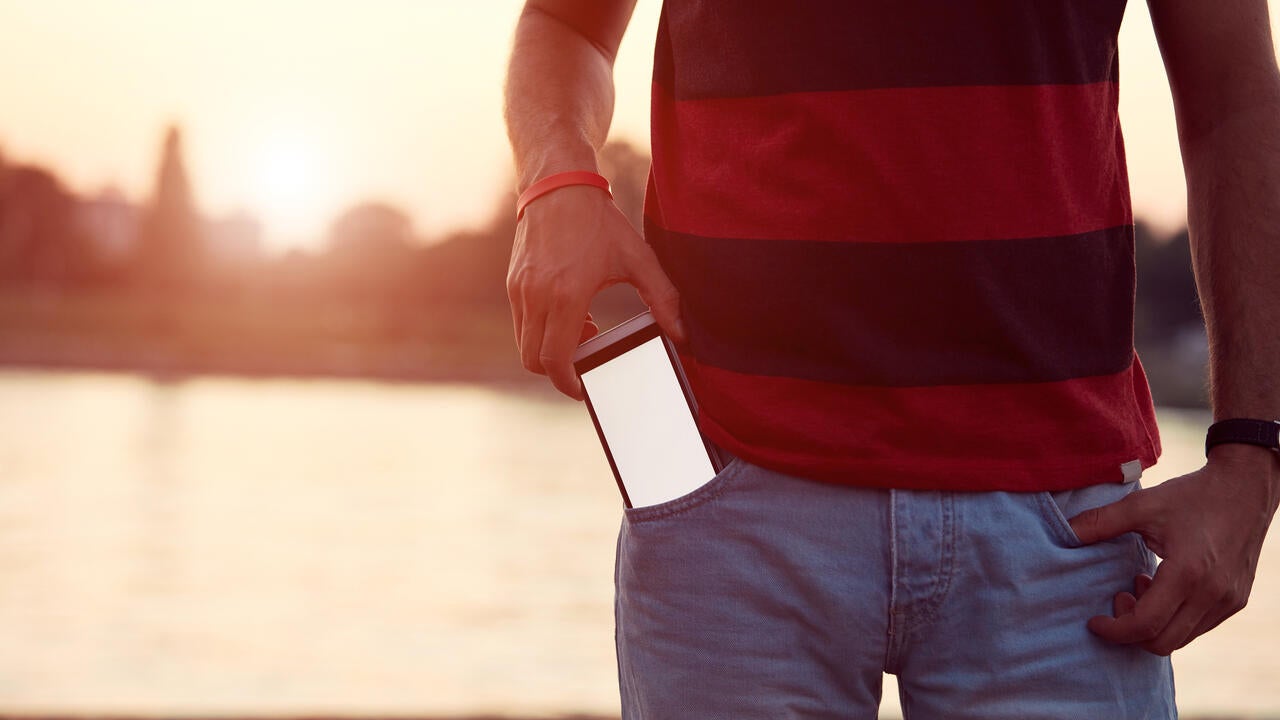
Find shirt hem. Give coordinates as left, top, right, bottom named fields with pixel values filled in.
left=701, top=416, right=1164, bottom=493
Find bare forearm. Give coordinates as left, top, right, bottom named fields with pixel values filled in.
left=1150, top=0, right=1280, bottom=424
left=501, top=1, right=680, bottom=399
left=504, top=5, right=628, bottom=191
left=1183, top=99, right=1280, bottom=424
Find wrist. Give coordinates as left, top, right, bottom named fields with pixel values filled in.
left=1208, top=444, right=1280, bottom=524
left=1208, top=441, right=1280, bottom=469
left=516, top=140, right=600, bottom=193
left=1207, top=443, right=1280, bottom=509
left=516, top=170, right=613, bottom=220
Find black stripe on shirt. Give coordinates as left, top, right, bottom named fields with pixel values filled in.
left=647, top=222, right=1137, bottom=387
left=653, top=0, right=1126, bottom=99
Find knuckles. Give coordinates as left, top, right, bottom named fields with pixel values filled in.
left=546, top=283, right=578, bottom=309
left=1222, top=583, right=1249, bottom=614
left=1130, top=616, right=1164, bottom=640
left=538, top=352, right=568, bottom=370
left=1200, top=573, right=1231, bottom=600
left=650, top=284, right=681, bottom=307
left=1122, top=489, right=1157, bottom=524
left=505, top=267, right=532, bottom=301
left=1076, top=507, right=1101, bottom=529
left=506, top=266, right=584, bottom=308
left=1071, top=507, right=1105, bottom=541
left=1179, top=560, right=1209, bottom=588
left=506, top=266, right=544, bottom=296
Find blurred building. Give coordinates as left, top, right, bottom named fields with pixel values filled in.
left=205, top=211, right=263, bottom=267
left=0, top=162, right=86, bottom=288
left=135, top=126, right=204, bottom=291
left=328, top=201, right=414, bottom=254
left=77, top=187, right=139, bottom=265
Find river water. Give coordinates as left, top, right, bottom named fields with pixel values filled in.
left=0, top=370, right=1276, bottom=717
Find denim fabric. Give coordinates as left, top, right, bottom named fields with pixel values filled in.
left=614, top=457, right=1176, bottom=719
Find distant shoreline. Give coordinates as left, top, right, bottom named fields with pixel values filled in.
left=0, top=290, right=548, bottom=390
left=0, top=353, right=555, bottom=398
left=0, top=346, right=539, bottom=389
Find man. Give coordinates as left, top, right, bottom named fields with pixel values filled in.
left=504, top=1, right=1280, bottom=717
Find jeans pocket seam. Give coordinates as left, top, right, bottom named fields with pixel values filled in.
left=1037, top=491, right=1084, bottom=548
left=1133, top=533, right=1157, bottom=574
left=623, top=457, right=744, bottom=524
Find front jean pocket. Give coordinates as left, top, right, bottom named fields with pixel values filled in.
left=1037, top=480, right=1142, bottom=549
left=623, top=456, right=745, bottom=524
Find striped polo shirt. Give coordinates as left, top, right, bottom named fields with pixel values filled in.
left=644, top=1, right=1162, bottom=492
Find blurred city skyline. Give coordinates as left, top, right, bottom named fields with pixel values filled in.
left=3, top=0, right=1277, bottom=252
left=0, top=0, right=659, bottom=253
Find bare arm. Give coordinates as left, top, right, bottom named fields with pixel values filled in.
left=505, top=0, right=630, bottom=190
left=504, top=0, right=684, bottom=399
left=1156, top=0, right=1280, bottom=429
left=1070, top=0, right=1280, bottom=655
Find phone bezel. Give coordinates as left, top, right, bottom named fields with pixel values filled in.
left=572, top=311, right=725, bottom=509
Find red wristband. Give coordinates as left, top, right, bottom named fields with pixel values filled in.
left=516, top=171, right=612, bottom=220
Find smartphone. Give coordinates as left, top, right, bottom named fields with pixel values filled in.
left=573, top=311, right=727, bottom=509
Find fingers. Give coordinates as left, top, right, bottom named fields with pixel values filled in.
left=507, top=228, right=531, bottom=352
left=518, top=303, right=547, bottom=375
left=539, top=296, right=592, bottom=400
left=1187, top=597, right=1238, bottom=641
left=1143, top=590, right=1218, bottom=656
left=1111, top=573, right=1153, bottom=617
left=1095, top=563, right=1249, bottom=654
left=1068, top=490, right=1150, bottom=545
left=507, top=198, right=682, bottom=399
left=625, top=243, right=686, bottom=343
left=1135, top=573, right=1153, bottom=598
left=510, top=290, right=525, bottom=350
left=514, top=295, right=594, bottom=396
left=1179, top=574, right=1250, bottom=651
left=1087, top=562, right=1187, bottom=648
left=1080, top=468, right=1265, bottom=655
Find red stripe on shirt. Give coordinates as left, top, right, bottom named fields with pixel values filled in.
left=648, top=81, right=1131, bottom=243
left=680, top=353, right=1161, bottom=492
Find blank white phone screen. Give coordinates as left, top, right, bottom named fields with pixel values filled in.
left=580, top=337, right=716, bottom=507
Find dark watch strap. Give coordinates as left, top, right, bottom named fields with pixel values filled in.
left=1205, top=418, right=1280, bottom=457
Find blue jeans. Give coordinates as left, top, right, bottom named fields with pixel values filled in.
left=615, top=457, right=1176, bottom=719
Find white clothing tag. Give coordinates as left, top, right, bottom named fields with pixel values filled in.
left=1120, top=459, right=1143, bottom=484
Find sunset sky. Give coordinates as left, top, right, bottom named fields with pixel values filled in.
left=0, top=1, right=1276, bottom=252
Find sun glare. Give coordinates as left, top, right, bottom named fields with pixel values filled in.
left=252, top=137, right=327, bottom=247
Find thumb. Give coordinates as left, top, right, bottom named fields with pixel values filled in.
left=627, top=246, right=686, bottom=343
left=1068, top=490, right=1149, bottom=545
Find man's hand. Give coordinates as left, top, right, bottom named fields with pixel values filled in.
left=504, top=0, right=653, bottom=399
left=506, top=185, right=685, bottom=400
left=1068, top=446, right=1279, bottom=655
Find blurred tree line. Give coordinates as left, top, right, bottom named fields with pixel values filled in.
left=0, top=128, right=648, bottom=381
left=0, top=128, right=1208, bottom=404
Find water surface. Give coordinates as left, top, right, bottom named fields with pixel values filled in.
left=0, top=371, right=1275, bottom=716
